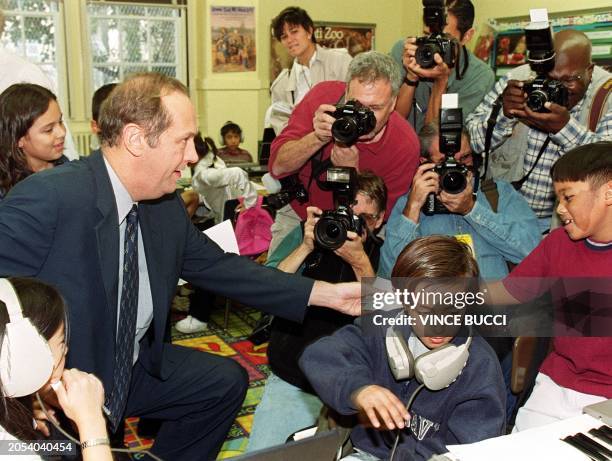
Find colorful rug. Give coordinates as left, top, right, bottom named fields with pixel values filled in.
left=123, top=299, right=268, bottom=459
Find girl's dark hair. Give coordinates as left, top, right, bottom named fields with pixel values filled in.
left=271, top=7, right=316, bottom=43
left=551, top=142, right=612, bottom=189
left=0, top=84, right=57, bottom=196
left=0, top=278, right=65, bottom=440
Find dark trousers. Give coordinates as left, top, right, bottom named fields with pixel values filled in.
left=124, top=344, right=248, bottom=460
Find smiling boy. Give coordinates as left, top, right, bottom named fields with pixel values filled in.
left=496, top=142, right=612, bottom=431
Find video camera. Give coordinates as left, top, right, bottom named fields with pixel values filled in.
left=314, top=167, right=365, bottom=251
left=522, top=9, right=568, bottom=113
left=264, top=174, right=309, bottom=211
left=423, top=94, right=468, bottom=216
left=415, top=0, right=457, bottom=69
left=327, top=100, right=376, bottom=146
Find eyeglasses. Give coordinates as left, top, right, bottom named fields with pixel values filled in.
left=358, top=212, right=380, bottom=225
left=553, top=74, right=585, bottom=88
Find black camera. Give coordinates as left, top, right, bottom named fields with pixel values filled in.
left=265, top=175, right=309, bottom=210
left=415, top=0, right=457, bottom=69
left=327, top=100, right=376, bottom=146
left=423, top=106, right=469, bottom=215
left=523, top=20, right=568, bottom=112
left=314, top=167, right=365, bottom=251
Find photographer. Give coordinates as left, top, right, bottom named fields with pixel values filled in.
left=467, top=29, right=612, bottom=233
left=391, top=0, right=494, bottom=132
left=269, top=51, right=420, bottom=254
left=247, top=171, right=386, bottom=452
left=379, top=122, right=540, bottom=280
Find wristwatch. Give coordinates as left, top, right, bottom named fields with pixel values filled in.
left=403, top=76, right=419, bottom=87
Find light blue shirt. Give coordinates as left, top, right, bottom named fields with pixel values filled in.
left=378, top=180, right=541, bottom=280
left=104, top=157, right=154, bottom=364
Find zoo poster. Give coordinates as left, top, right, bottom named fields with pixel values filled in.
left=211, top=6, right=256, bottom=73
left=270, top=22, right=375, bottom=82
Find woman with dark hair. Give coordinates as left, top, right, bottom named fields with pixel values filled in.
left=0, top=277, right=112, bottom=461
left=0, top=83, right=67, bottom=199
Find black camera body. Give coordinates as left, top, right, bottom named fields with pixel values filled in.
left=423, top=106, right=468, bottom=216
left=266, top=175, right=309, bottom=210
left=523, top=21, right=568, bottom=113
left=523, top=77, right=568, bottom=113
left=314, top=167, right=365, bottom=251
left=415, top=35, right=456, bottom=69
left=327, top=100, right=376, bottom=146
left=415, top=0, right=457, bottom=69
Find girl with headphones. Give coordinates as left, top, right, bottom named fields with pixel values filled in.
left=0, top=84, right=68, bottom=199
left=0, top=277, right=112, bottom=461
left=217, top=121, right=253, bottom=164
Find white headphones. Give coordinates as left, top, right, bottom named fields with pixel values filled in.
left=0, top=279, right=54, bottom=398
left=385, top=316, right=471, bottom=391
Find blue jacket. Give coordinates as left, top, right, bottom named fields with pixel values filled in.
left=0, top=150, right=313, bottom=392
left=299, top=311, right=506, bottom=460
left=379, top=180, right=540, bottom=279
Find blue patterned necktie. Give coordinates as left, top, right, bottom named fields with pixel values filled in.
left=107, top=204, right=139, bottom=432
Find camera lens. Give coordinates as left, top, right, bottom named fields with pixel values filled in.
left=416, top=45, right=436, bottom=68
left=332, top=118, right=359, bottom=145
left=526, top=90, right=548, bottom=112
left=314, top=217, right=347, bottom=251
left=441, top=171, right=467, bottom=194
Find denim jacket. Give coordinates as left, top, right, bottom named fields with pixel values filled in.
left=379, top=180, right=541, bottom=279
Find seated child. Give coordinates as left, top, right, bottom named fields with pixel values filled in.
left=0, top=277, right=111, bottom=461
left=493, top=142, right=612, bottom=431
left=217, top=121, right=253, bottom=164
left=300, top=235, right=506, bottom=461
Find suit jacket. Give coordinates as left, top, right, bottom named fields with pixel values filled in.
left=0, top=150, right=313, bottom=392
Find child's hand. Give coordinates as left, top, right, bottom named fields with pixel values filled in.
left=52, top=369, right=105, bottom=429
left=352, top=385, right=410, bottom=430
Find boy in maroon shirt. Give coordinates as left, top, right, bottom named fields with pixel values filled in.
left=489, top=142, right=612, bottom=430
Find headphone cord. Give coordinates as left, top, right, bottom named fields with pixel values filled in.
left=389, top=383, right=426, bottom=461
left=35, top=393, right=164, bottom=461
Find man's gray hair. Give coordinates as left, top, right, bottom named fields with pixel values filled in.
left=346, top=51, right=402, bottom=96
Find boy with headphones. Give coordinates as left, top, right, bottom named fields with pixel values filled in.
left=218, top=121, right=253, bottom=164
left=300, top=236, right=505, bottom=461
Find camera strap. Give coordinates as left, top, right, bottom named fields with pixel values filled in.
left=455, top=45, right=469, bottom=81
left=480, top=94, right=503, bottom=181
left=511, top=136, right=550, bottom=191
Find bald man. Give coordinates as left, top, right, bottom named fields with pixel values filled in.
left=466, top=29, right=611, bottom=233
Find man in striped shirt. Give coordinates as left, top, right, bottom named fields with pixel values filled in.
left=467, top=30, right=611, bottom=233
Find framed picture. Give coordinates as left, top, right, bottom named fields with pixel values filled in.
left=270, top=22, right=375, bottom=83
left=211, top=6, right=256, bottom=73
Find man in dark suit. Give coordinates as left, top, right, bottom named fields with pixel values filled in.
left=0, top=73, right=360, bottom=460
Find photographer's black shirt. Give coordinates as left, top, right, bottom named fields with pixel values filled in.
left=267, top=237, right=380, bottom=393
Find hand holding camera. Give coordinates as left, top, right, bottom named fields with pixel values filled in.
left=313, top=104, right=338, bottom=143
left=405, top=162, right=440, bottom=223
left=403, top=37, right=452, bottom=83
left=331, top=143, right=360, bottom=169
left=303, top=206, right=322, bottom=252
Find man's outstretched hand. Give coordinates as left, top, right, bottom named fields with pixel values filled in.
left=309, top=280, right=362, bottom=316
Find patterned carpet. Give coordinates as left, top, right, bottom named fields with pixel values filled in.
left=123, top=296, right=268, bottom=459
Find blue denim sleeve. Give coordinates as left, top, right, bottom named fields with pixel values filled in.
left=464, top=181, right=541, bottom=264
left=378, top=194, right=420, bottom=278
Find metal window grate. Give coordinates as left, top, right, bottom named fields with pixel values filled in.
left=86, top=1, right=186, bottom=90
